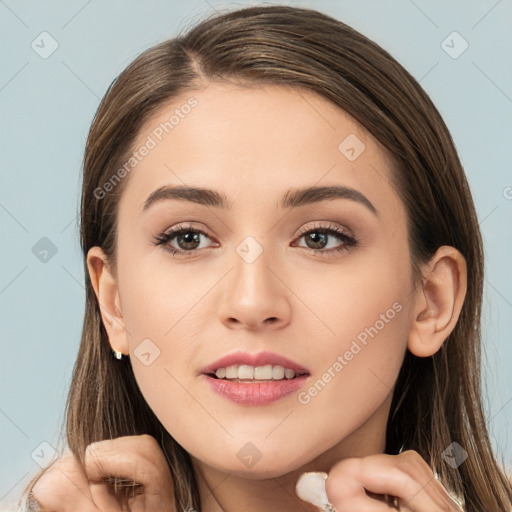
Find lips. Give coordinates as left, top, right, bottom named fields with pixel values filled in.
left=200, top=350, right=310, bottom=376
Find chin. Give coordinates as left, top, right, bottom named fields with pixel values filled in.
left=200, top=447, right=309, bottom=479
left=224, top=463, right=300, bottom=480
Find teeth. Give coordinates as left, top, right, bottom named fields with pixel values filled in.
left=272, top=365, right=284, bottom=379
left=225, top=366, right=238, bottom=379
left=254, top=365, right=271, bottom=379
left=214, top=364, right=302, bottom=381
left=239, top=365, right=254, bottom=379
left=284, top=368, right=295, bottom=379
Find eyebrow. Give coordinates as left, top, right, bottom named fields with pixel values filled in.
left=142, top=184, right=378, bottom=216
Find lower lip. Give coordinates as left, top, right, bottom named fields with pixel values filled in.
left=203, top=374, right=310, bottom=406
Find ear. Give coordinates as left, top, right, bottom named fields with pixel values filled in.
left=408, top=245, right=467, bottom=357
left=86, top=246, right=129, bottom=356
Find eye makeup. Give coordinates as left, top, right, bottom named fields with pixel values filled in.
left=151, top=221, right=358, bottom=258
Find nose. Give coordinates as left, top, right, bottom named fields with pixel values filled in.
left=217, top=244, right=292, bottom=331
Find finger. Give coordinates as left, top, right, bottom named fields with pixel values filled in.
left=88, top=483, right=127, bottom=512
left=356, top=452, right=462, bottom=511
left=89, top=475, right=146, bottom=512
left=30, top=451, right=101, bottom=512
left=324, top=471, right=400, bottom=512
left=84, top=434, right=175, bottom=512
left=326, top=451, right=462, bottom=512
left=296, top=471, right=397, bottom=512
left=332, top=495, right=397, bottom=512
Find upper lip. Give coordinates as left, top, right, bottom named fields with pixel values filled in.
left=200, top=351, right=310, bottom=375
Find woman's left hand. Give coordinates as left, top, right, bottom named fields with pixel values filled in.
left=324, top=450, right=464, bottom=511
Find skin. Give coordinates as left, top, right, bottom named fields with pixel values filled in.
left=44, top=82, right=466, bottom=511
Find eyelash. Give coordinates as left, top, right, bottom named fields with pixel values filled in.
left=152, top=222, right=358, bottom=258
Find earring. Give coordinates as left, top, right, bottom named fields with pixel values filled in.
left=385, top=494, right=401, bottom=510
left=112, top=348, right=127, bottom=360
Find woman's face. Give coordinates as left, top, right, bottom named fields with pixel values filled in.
left=103, top=82, right=416, bottom=478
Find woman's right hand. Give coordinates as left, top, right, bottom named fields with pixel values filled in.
left=29, top=434, right=176, bottom=511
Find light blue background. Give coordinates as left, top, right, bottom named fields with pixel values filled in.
left=1, top=0, right=511, bottom=506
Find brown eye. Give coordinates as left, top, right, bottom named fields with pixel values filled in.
left=153, top=225, right=214, bottom=256
left=294, top=223, right=357, bottom=256
left=153, top=222, right=357, bottom=258
left=174, top=230, right=202, bottom=250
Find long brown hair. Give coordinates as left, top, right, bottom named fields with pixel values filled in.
left=21, top=5, right=512, bottom=511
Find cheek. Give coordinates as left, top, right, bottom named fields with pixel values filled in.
left=293, top=245, right=411, bottom=343
left=118, top=248, right=215, bottom=342
left=294, top=249, right=411, bottom=399
left=130, top=358, right=204, bottom=446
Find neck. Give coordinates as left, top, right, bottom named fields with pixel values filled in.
left=191, top=392, right=393, bottom=512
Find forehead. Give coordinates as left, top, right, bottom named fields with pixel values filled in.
left=118, top=82, right=401, bottom=218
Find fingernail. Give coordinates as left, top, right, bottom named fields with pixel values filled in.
left=295, top=471, right=336, bottom=511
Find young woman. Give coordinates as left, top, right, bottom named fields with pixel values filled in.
left=10, top=4, right=512, bottom=511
